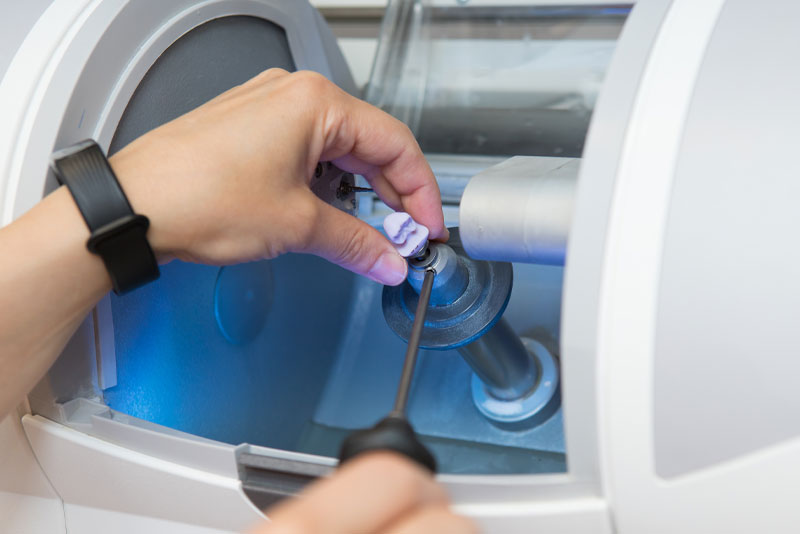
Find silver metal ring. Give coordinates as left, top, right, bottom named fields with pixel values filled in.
left=471, top=337, right=560, bottom=428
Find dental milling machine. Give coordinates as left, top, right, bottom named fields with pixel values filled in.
left=3, top=1, right=800, bottom=533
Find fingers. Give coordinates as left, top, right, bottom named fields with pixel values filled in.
left=312, top=80, right=447, bottom=240
left=262, top=452, right=448, bottom=534
left=385, top=506, right=479, bottom=534
left=328, top=152, right=403, bottom=212
left=297, top=193, right=408, bottom=285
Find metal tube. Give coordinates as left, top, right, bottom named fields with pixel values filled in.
left=459, top=156, right=579, bottom=265
left=392, top=268, right=435, bottom=416
left=397, top=236, right=539, bottom=403
left=457, top=317, right=538, bottom=401
left=407, top=242, right=469, bottom=306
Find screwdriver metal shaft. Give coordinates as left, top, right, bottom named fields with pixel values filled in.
left=391, top=268, right=435, bottom=417
left=338, top=267, right=438, bottom=472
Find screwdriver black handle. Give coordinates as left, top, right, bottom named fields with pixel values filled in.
left=338, top=415, right=437, bottom=473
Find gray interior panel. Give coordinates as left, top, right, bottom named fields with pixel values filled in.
left=110, top=15, right=295, bottom=153
left=103, top=15, right=350, bottom=450
left=654, top=0, right=800, bottom=478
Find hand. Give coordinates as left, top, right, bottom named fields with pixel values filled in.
left=110, top=68, right=447, bottom=285
left=251, top=453, right=477, bottom=534
left=0, top=69, right=448, bottom=417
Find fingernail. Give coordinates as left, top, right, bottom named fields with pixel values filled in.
left=368, top=251, right=407, bottom=286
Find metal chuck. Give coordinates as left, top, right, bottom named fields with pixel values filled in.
left=382, top=229, right=560, bottom=429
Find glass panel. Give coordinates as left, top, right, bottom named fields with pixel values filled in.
left=367, top=1, right=631, bottom=157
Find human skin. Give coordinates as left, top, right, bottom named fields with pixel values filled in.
left=0, top=68, right=471, bottom=533
left=252, top=452, right=477, bottom=534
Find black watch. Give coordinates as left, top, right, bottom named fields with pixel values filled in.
left=50, top=139, right=160, bottom=294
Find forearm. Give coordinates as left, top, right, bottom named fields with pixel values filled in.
left=0, top=186, right=110, bottom=417
left=0, top=69, right=468, bottom=533
left=0, top=69, right=446, bottom=421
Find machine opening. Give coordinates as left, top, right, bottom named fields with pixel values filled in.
left=94, top=4, right=630, bottom=475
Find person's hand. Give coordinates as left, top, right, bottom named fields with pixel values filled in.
left=109, top=68, right=447, bottom=285
left=251, top=452, right=477, bottom=534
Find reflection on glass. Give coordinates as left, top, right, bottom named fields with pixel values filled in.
left=367, top=1, right=631, bottom=157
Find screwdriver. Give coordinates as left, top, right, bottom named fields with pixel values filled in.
left=338, top=268, right=437, bottom=472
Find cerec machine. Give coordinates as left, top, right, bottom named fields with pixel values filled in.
left=2, top=1, right=800, bottom=533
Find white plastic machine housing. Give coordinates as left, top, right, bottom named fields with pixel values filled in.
left=4, top=0, right=800, bottom=533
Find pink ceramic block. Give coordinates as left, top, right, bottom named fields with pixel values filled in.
left=383, top=212, right=429, bottom=257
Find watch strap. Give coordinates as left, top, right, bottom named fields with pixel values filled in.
left=51, top=140, right=159, bottom=294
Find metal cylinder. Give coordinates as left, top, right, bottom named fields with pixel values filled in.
left=405, top=240, right=538, bottom=401
left=383, top=231, right=513, bottom=350
left=471, top=337, right=560, bottom=429
left=459, top=156, right=579, bottom=265
left=383, top=229, right=559, bottom=427
left=457, top=317, right=537, bottom=401
left=407, top=242, right=469, bottom=306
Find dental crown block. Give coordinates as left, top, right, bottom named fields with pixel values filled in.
left=383, top=212, right=429, bottom=257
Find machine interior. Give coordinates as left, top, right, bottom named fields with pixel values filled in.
left=46, top=7, right=629, bottom=475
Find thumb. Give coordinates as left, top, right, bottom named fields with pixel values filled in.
left=299, top=196, right=408, bottom=286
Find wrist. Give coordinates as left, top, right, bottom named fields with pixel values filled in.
left=108, top=150, right=177, bottom=264
left=50, top=140, right=160, bottom=294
